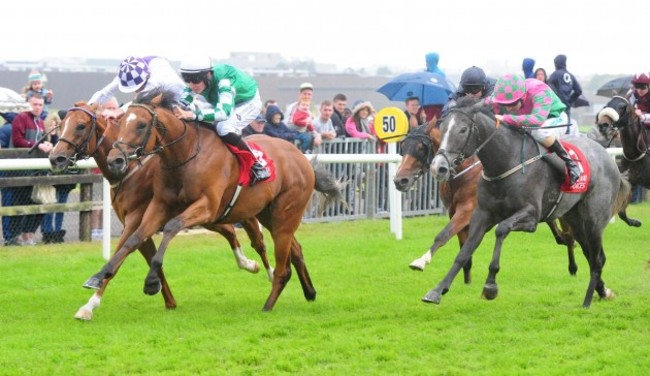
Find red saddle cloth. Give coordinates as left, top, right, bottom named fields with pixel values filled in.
left=225, top=142, right=276, bottom=186
left=559, top=141, right=590, bottom=193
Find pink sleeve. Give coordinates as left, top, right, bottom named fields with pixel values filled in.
left=345, top=117, right=370, bottom=138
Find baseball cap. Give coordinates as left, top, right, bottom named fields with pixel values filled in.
left=254, top=113, right=265, bottom=122
left=299, top=82, right=313, bottom=91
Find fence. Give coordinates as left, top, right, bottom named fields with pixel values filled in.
left=0, top=139, right=443, bottom=248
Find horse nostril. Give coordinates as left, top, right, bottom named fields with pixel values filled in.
left=437, top=166, right=448, bottom=175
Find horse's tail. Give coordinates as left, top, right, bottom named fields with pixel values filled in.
left=611, top=172, right=632, bottom=217
left=310, top=156, right=348, bottom=213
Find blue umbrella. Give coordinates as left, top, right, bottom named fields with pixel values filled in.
left=377, top=72, right=457, bottom=106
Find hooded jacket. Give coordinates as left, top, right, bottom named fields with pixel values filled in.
left=425, top=52, right=446, bottom=77
left=522, top=58, right=535, bottom=79
left=263, top=105, right=298, bottom=142
left=547, top=54, right=582, bottom=108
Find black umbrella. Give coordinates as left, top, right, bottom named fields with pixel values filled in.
left=572, top=94, right=590, bottom=108
left=596, top=75, right=633, bottom=98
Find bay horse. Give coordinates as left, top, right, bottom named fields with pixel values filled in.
left=49, top=103, right=273, bottom=320
left=394, top=122, right=581, bottom=281
left=425, top=97, right=629, bottom=308
left=100, top=89, right=345, bottom=311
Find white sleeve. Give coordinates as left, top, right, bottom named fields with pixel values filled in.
left=144, top=58, right=186, bottom=103
left=88, top=76, right=120, bottom=104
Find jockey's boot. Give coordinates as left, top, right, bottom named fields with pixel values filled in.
left=549, top=140, right=580, bottom=186
left=222, top=132, right=270, bottom=185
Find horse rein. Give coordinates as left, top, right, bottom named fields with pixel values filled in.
left=112, top=103, right=199, bottom=169
left=607, top=96, right=649, bottom=162
left=57, top=106, right=106, bottom=162
left=436, top=109, right=498, bottom=178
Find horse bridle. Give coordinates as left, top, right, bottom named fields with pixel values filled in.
left=399, top=132, right=435, bottom=178
left=435, top=108, right=498, bottom=176
left=57, top=106, right=105, bottom=163
left=608, top=96, right=649, bottom=162
left=112, top=103, right=198, bottom=169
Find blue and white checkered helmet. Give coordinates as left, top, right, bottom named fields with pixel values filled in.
left=118, top=56, right=150, bottom=93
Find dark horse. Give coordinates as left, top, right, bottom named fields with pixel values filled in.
left=425, top=97, right=629, bottom=308
left=49, top=103, right=272, bottom=320
left=597, top=96, right=650, bottom=190
left=98, top=89, right=345, bottom=312
left=394, top=122, right=582, bottom=281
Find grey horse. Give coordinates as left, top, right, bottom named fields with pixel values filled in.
left=425, top=97, right=630, bottom=308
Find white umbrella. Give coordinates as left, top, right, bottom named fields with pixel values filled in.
left=0, top=87, right=30, bottom=113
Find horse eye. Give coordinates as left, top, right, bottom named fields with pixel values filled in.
left=136, top=122, right=147, bottom=131
left=75, top=124, right=86, bottom=131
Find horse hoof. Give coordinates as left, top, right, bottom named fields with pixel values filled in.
left=600, top=288, right=616, bottom=300
left=244, top=261, right=260, bottom=274
left=482, top=284, right=498, bottom=300
left=143, top=280, right=162, bottom=295
left=83, top=277, right=103, bottom=290
left=422, top=290, right=442, bottom=304
left=74, top=309, right=93, bottom=321
left=630, top=220, right=642, bottom=227
left=409, top=260, right=425, bottom=271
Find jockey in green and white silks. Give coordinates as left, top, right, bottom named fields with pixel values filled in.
left=174, top=57, right=270, bottom=184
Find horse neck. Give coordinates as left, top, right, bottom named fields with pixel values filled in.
left=474, top=122, right=528, bottom=177
left=619, top=112, right=648, bottom=158
left=154, top=114, right=208, bottom=168
left=94, top=119, right=139, bottom=184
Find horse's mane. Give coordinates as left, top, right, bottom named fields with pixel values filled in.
left=134, top=88, right=177, bottom=111
left=453, top=96, right=495, bottom=120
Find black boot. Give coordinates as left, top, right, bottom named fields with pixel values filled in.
left=549, top=140, right=580, bottom=186
left=53, top=230, right=66, bottom=243
left=222, top=133, right=270, bottom=185
left=42, top=232, right=54, bottom=244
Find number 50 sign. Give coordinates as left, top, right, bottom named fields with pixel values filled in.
left=373, top=107, right=409, bottom=143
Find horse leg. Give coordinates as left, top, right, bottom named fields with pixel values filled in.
left=482, top=208, right=538, bottom=300
left=618, top=208, right=642, bottom=227
left=144, top=201, right=213, bottom=295
left=203, top=222, right=261, bottom=274
left=422, top=210, right=492, bottom=304
left=409, top=203, right=474, bottom=274
left=262, top=230, right=293, bottom=311
left=240, top=217, right=274, bottom=281
left=547, top=219, right=578, bottom=275
left=289, top=237, right=316, bottom=301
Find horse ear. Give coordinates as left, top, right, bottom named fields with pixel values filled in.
left=151, top=94, right=163, bottom=106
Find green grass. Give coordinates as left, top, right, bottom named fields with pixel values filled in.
left=1, top=205, right=650, bottom=375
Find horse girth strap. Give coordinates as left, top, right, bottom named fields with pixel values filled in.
left=481, top=153, right=544, bottom=181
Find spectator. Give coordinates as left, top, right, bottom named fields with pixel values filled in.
left=10, top=94, right=53, bottom=245
left=441, top=66, right=495, bottom=119
left=0, top=113, right=17, bottom=245
left=312, top=100, right=337, bottom=141
left=89, top=56, right=186, bottom=119
left=263, top=99, right=278, bottom=115
left=534, top=68, right=548, bottom=83
left=423, top=52, right=446, bottom=122
left=425, top=52, right=445, bottom=77
left=174, top=57, right=270, bottom=184
left=242, top=113, right=266, bottom=136
left=404, top=96, right=427, bottom=131
left=285, top=82, right=316, bottom=128
left=547, top=54, right=583, bottom=124
left=345, top=101, right=376, bottom=140
left=330, top=93, right=348, bottom=138
left=522, top=58, right=535, bottom=79
left=22, top=71, right=54, bottom=120
left=41, top=109, right=75, bottom=243
left=290, top=100, right=315, bottom=133
left=263, top=104, right=312, bottom=153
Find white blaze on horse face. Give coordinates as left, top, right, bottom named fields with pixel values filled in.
left=439, top=115, right=457, bottom=151
left=120, top=112, right=138, bottom=141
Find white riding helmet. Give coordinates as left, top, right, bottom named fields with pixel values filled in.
left=179, top=57, right=213, bottom=74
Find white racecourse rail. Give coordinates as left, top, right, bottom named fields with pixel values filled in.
left=0, top=148, right=624, bottom=259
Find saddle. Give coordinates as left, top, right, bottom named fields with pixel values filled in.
left=543, top=141, right=590, bottom=193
